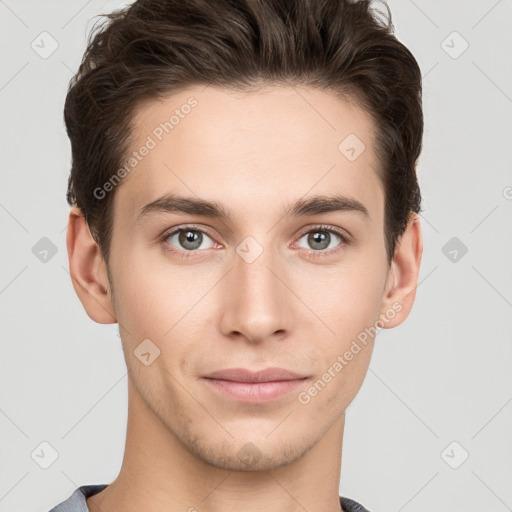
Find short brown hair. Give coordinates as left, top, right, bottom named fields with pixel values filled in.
left=64, top=0, right=423, bottom=266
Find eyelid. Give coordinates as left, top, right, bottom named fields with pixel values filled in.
left=161, top=223, right=215, bottom=240
left=295, top=223, right=350, bottom=243
left=161, top=223, right=350, bottom=242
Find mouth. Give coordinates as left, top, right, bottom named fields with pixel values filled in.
left=201, top=367, right=309, bottom=403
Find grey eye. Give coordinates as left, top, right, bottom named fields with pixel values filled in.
left=296, top=230, right=342, bottom=251
left=166, top=229, right=215, bottom=251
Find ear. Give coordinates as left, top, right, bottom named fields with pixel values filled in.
left=379, top=212, right=423, bottom=328
left=66, top=207, right=117, bottom=324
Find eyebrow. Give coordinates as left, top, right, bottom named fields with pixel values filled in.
left=135, top=192, right=370, bottom=224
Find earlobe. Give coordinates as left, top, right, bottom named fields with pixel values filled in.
left=66, top=207, right=117, bottom=324
left=380, top=213, right=423, bottom=329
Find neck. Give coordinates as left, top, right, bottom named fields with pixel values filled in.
left=87, top=378, right=345, bottom=512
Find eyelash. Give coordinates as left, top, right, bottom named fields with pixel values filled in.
left=159, top=224, right=350, bottom=260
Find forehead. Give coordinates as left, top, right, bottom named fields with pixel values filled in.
left=113, top=84, right=383, bottom=227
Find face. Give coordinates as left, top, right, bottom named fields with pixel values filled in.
left=105, top=85, right=395, bottom=471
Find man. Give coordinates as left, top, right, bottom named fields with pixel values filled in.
left=50, top=0, right=423, bottom=510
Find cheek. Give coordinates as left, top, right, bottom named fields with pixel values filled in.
left=306, top=306, right=377, bottom=416
left=111, top=249, right=217, bottom=363
left=295, top=263, right=385, bottom=405
left=108, top=247, right=171, bottom=342
left=303, top=262, right=387, bottom=343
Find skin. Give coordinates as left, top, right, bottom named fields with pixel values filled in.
left=67, top=85, right=422, bottom=512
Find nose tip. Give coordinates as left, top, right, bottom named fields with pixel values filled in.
left=218, top=247, right=290, bottom=343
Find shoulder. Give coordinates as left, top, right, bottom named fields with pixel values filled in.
left=47, top=484, right=108, bottom=512
left=340, top=495, right=372, bottom=512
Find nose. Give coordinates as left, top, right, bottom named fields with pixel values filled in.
left=218, top=239, right=293, bottom=344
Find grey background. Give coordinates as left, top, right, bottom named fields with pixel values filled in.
left=1, top=0, right=511, bottom=511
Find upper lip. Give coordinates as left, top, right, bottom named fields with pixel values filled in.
left=203, top=367, right=307, bottom=383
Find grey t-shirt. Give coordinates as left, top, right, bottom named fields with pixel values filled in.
left=48, top=484, right=371, bottom=512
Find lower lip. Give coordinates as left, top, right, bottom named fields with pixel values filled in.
left=202, top=378, right=308, bottom=403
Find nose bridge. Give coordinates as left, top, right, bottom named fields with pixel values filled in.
left=236, top=236, right=280, bottom=296
left=219, top=233, right=291, bottom=341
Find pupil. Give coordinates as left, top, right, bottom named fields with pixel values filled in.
left=310, top=231, right=329, bottom=250
left=180, top=230, right=201, bottom=250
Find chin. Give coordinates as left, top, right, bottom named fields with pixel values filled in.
left=185, top=432, right=315, bottom=472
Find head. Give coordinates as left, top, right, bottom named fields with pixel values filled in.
left=66, top=0, right=423, bottom=472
